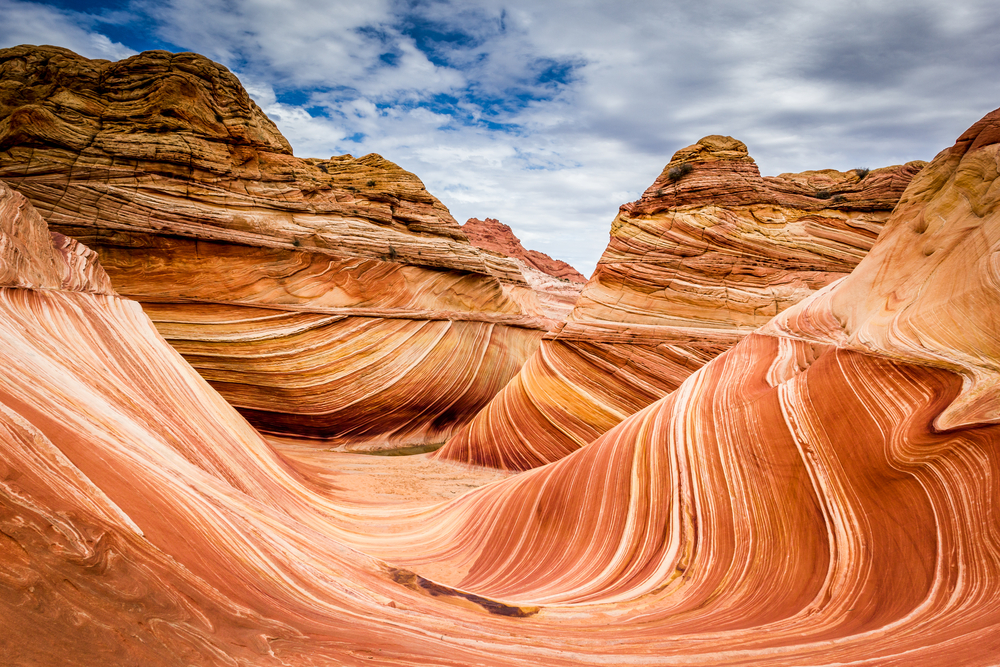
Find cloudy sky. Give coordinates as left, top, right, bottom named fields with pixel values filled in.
left=2, top=0, right=999, bottom=275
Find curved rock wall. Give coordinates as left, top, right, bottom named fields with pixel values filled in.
left=0, top=45, right=547, bottom=448
left=376, top=110, right=1000, bottom=663
left=436, top=136, right=925, bottom=469
left=3, top=109, right=1000, bottom=666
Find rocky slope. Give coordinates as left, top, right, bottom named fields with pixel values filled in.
left=0, top=45, right=546, bottom=449
left=3, top=108, right=1000, bottom=667
left=463, top=217, right=585, bottom=320
left=436, top=136, right=926, bottom=469
left=462, top=217, right=586, bottom=282
left=375, top=107, right=1000, bottom=665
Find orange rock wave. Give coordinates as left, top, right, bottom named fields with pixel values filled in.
left=376, top=107, right=1000, bottom=663
left=0, top=45, right=549, bottom=448
left=3, top=99, right=1000, bottom=666
left=436, top=135, right=925, bottom=469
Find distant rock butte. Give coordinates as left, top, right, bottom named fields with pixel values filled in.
left=0, top=182, right=113, bottom=294
left=462, top=217, right=585, bottom=320
left=435, top=134, right=926, bottom=469
left=0, top=45, right=549, bottom=449
left=462, top=217, right=586, bottom=283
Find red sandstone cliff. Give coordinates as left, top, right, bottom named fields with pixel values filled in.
left=436, top=135, right=926, bottom=469
left=0, top=45, right=546, bottom=450
left=462, top=217, right=585, bottom=320
left=462, top=217, right=586, bottom=283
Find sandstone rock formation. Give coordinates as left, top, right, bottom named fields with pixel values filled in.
left=436, top=136, right=926, bottom=469
left=462, top=216, right=586, bottom=283
left=462, top=217, right=585, bottom=320
left=0, top=181, right=516, bottom=664
left=3, top=108, right=1000, bottom=667
left=0, top=45, right=547, bottom=449
left=375, top=106, right=1000, bottom=664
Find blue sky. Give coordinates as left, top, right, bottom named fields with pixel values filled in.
left=2, top=0, right=1000, bottom=276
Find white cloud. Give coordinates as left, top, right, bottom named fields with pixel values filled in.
left=0, top=0, right=135, bottom=60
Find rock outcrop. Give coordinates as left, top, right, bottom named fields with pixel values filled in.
left=3, top=108, right=1000, bottom=667
left=436, top=136, right=926, bottom=469
left=373, top=107, right=1000, bottom=665
left=0, top=181, right=518, bottom=665
left=462, top=217, right=586, bottom=283
left=0, top=45, right=546, bottom=449
left=462, top=217, right=585, bottom=320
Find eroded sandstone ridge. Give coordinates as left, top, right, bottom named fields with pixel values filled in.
left=0, top=45, right=545, bottom=448
left=436, top=135, right=926, bottom=469
left=463, top=216, right=586, bottom=283
left=3, top=108, right=1000, bottom=666
left=463, top=216, right=585, bottom=320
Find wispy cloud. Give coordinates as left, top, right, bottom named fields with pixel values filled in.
left=2, top=0, right=999, bottom=275
left=0, top=0, right=135, bottom=59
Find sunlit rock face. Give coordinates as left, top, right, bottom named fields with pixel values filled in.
left=436, top=135, right=926, bottom=469
left=0, top=45, right=546, bottom=449
left=382, top=108, right=1000, bottom=664
left=462, top=216, right=587, bottom=283
left=462, top=216, right=586, bottom=320
left=3, top=110, right=1000, bottom=666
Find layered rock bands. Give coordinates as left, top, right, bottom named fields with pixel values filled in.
left=0, top=45, right=549, bottom=449
left=435, top=135, right=926, bottom=469
left=462, top=216, right=586, bottom=320
left=3, top=102, right=1000, bottom=666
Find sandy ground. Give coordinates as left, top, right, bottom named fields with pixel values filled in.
left=267, top=437, right=516, bottom=508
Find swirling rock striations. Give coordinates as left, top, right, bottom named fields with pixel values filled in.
left=0, top=45, right=547, bottom=448
left=463, top=217, right=586, bottom=320
left=381, top=107, right=1000, bottom=664
left=3, top=109, right=1000, bottom=666
left=0, top=183, right=532, bottom=665
left=436, top=135, right=925, bottom=469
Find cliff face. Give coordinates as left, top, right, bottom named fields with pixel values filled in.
left=0, top=45, right=545, bottom=449
left=435, top=135, right=926, bottom=469
left=3, top=110, right=1000, bottom=667
left=462, top=217, right=585, bottom=320
left=462, top=217, right=586, bottom=283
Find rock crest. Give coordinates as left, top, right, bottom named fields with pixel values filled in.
left=0, top=45, right=546, bottom=449
left=436, top=136, right=925, bottom=469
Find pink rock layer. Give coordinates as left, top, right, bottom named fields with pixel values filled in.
left=462, top=217, right=587, bottom=283
left=3, top=108, right=1000, bottom=666
left=0, top=45, right=549, bottom=449
left=435, top=136, right=925, bottom=469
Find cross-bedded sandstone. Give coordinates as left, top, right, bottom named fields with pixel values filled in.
left=0, top=45, right=552, bottom=449
left=436, top=135, right=925, bottom=469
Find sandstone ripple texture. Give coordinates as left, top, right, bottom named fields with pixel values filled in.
left=3, top=107, right=1000, bottom=666
left=0, top=45, right=547, bottom=449
left=436, top=134, right=925, bottom=469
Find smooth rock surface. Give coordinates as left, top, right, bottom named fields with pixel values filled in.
left=2, top=109, right=1000, bottom=666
